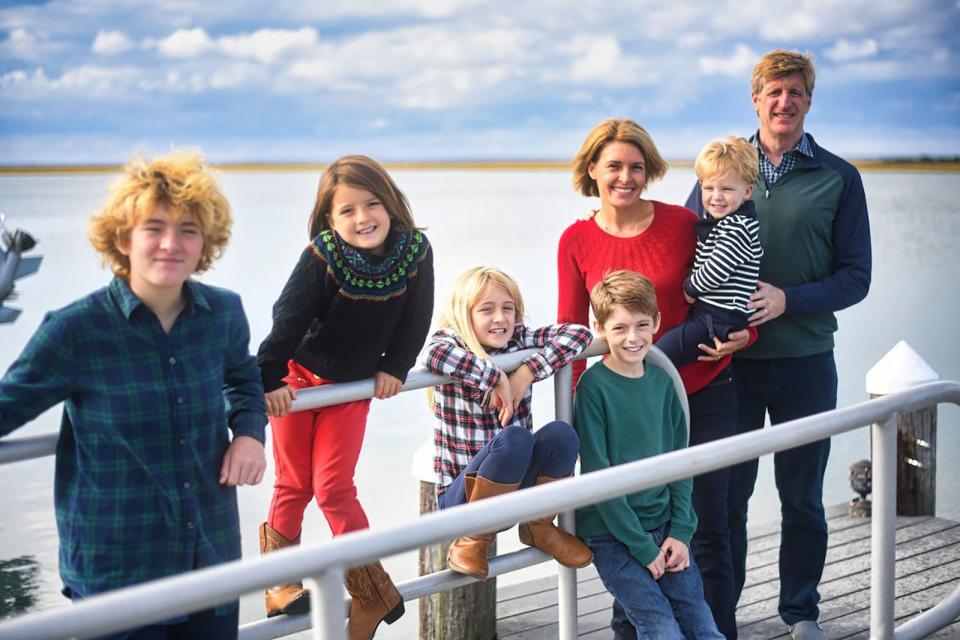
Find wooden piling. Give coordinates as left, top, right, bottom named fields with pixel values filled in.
left=866, top=341, right=940, bottom=517
left=418, top=480, right=497, bottom=640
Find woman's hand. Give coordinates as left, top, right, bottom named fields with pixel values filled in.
left=747, top=280, right=787, bottom=327
left=697, top=329, right=751, bottom=362
left=661, top=537, right=690, bottom=572
left=507, top=364, right=535, bottom=411
left=265, top=386, right=297, bottom=417
left=489, top=373, right=515, bottom=427
left=374, top=371, right=403, bottom=399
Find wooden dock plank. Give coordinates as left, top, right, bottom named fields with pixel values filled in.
left=496, top=507, right=960, bottom=639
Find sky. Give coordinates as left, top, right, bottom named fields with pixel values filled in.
left=1, top=0, right=958, bottom=164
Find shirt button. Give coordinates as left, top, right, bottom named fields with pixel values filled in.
left=169, top=357, right=177, bottom=365
left=186, top=521, right=194, bottom=529
left=183, top=481, right=191, bottom=489
left=177, top=396, right=184, bottom=404
left=179, top=439, right=186, bottom=446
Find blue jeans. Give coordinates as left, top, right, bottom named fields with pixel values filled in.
left=731, top=351, right=836, bottom=625
left=586, top=523, right=724, bottom=640
left=656, top=304, right=748, bottom=368
left=438, top=421, right=579, bottom=509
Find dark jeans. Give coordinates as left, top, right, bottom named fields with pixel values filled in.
left=438, top=421, right=579, bottom=509
left=656, top=304, right=748, bottom=368
left=730, top=351, right=837, bottom=625
left=688, top=369, right=739, bottom=639
left=611, top=369, right=740, bottom=640
left=88, top=605, right=239, bottom=640
left=587, top=523, right=724, bottom=640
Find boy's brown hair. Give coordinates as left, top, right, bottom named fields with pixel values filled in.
left=695, top=136, right=759, bottom=185
left=89, top=149, right=232, bottom=280
left=590, top=269, right=659, bottom=326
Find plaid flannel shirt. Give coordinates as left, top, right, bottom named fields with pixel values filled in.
left=0, top=278, right=266, bottom=611
left=425, top=323, right=592, bottom=495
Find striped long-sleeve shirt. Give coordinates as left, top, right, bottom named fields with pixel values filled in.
left=683, top=200, right=763, bottom=315
left=425, top=323, right=592, bottom=495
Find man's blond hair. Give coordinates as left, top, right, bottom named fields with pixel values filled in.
left=751, top=49, right=815, bottom=97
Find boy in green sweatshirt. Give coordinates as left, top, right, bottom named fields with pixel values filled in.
left=575, top=269, right=722, bottom=639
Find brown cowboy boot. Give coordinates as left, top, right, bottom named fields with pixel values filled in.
left=260, top=522, right=311, bottom=617
left=446, top=474, right=520, bottom=580
left=518, top=475, right=593, bottom=568
left=344, top=561, right=404, bottom=639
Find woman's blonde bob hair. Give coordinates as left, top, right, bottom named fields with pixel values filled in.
left=308, top=155, right=417, bottom=240
left=88, top=149, right=232, bottom=280
left=572, top=118, right=668, bottom=197
left=438, top=266, right=526, bottom=358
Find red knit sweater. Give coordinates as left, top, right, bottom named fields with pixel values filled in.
left=557, top=201, right=733, bottom=395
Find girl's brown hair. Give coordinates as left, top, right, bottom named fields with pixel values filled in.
left=307, top=155, right=416, bottom=240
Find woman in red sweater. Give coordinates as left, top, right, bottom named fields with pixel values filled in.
left=557, top=118, right=750, bottom=640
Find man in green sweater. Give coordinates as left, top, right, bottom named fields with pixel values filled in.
left=686, top=49, right=872, bottom=640
left=575, top=270, right=723, bottom=640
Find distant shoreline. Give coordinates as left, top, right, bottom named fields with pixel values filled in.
left=0, top=159, right=958, bottom=175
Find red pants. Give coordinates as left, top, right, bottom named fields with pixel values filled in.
left=267, top=361, right=372, bottom=540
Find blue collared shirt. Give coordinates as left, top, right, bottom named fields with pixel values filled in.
left=753, top=132, right=814, bottom=185
left=0, top=277, right=266, bottom=608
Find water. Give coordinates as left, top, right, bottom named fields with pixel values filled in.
left=1, top=168, right=958, bottom=636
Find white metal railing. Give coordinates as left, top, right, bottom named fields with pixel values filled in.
left=0, top=343, right=958, bottom=640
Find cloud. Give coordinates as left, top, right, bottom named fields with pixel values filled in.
left=156, top=28, right=214, bottom=58
left=824, top=38, right=879, bottom=62
left=217, top=27, right=318, bottom=64
left=91, top=30, right=134, bottom=56
left=699, top=44, right=759, bottom=77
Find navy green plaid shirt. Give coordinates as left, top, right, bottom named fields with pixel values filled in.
left=0, top=277, right=266, bottom=611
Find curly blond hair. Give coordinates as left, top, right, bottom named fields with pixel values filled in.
left=89, top=149, right=232, bottom=280
left=695, top=136, right=759, bottom=185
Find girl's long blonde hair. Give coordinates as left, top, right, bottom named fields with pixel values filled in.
left=439, top=266, right=526, bottom=358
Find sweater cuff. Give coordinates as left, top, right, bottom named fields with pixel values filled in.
left=682, top=277, right=699, bottom=298
left=377, top=357, right=411, bottom=384
left=230, top=412, right=267, bottom=444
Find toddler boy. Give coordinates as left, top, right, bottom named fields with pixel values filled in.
left=656, top=136, right=763, bottom=366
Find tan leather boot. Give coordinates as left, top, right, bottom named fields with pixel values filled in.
left=260, top=522, right=311, bottom=617
left=446, top=474, right=520, bottom=580
left=344, top=561, right=404, bottom=639
left=518, top=475, right=593, bottom=568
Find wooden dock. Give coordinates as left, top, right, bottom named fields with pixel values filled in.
left=495, top=504, right=960, bottom=638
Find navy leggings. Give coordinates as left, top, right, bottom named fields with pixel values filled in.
left=438, top=421, right=580, bottom=509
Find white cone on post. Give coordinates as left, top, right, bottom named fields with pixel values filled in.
left=866, top=340, right=939, bottom=396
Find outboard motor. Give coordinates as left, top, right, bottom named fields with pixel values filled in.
left=0, top=212, right=43, bottom=324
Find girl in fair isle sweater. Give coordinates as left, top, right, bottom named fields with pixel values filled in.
left=425, top=266, right=592, bottom=580
left=256, top=155, right=433, bottom=637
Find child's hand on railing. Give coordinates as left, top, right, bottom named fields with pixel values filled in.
left=374, top=371, right=402, bottom=399
left=265, top=386, right=297, bottom=417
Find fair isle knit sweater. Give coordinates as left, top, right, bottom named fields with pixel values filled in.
left=258, top=228, right=434, bottom=391
left=557, top=202, right=737, bottom=395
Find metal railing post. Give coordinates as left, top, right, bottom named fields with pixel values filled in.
left=871, top=414, right=898, bottom=640
left=305, top=566, right=346, bottom=640
left=554, top=364, right=578, bottom=640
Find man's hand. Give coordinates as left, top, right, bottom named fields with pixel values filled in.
left=265, top=386, right=297, bottom=418
left=489, top=373, right=515, bottom=427
left=374, top=371, right=403, bottom=399
left=696, top=329, right=751, bottom=362
left=661, top=537, right=690, bottom=572
left=747, top=280, right=787, bottom=327
left=219, top=435, right=266, bottom=486
left=507, top=364, right=535, bottom=411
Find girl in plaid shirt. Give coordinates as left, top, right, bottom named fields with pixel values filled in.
left=425, top=266, right=593, bottom=579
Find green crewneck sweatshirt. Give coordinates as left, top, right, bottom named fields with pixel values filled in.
left=573, top=361, right=696, bottom=566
